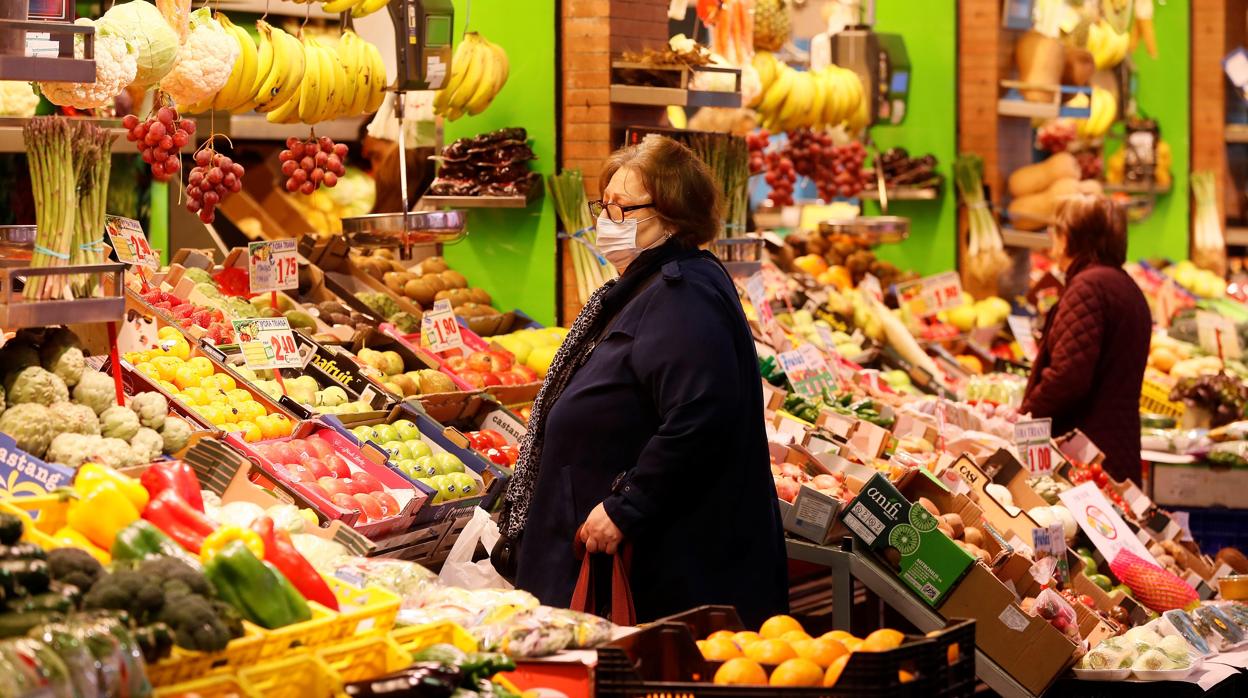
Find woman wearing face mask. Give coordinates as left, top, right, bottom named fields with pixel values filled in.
left=496, top=135, right=787, bottom=625
left=1022, top=194, right=1151, bottom=484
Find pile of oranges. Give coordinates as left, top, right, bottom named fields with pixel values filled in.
left=698, top=615, right=907, bottom=688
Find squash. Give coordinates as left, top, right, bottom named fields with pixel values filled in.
left=1008, top=152, right=1080, bottom=198
left=1016, top=31, right=1065, bottom=102
left=1061, top=48, right=1096, bottom=86
left=1007, top=178, right=1080, bottom=230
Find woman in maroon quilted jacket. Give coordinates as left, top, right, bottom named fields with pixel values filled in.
left=1022, top=195, right=1151, bottom=484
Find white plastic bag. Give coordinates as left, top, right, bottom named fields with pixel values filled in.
left=439, top=507, right=512, bottom=590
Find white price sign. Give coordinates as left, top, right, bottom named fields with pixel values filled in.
left=777, top=347, right=836, bottom=399
left=1058, top=482, right=1160, bottom=568
left=894, top=271, right=964, bottom=318
left=105, top=216, right=159, bottom=269
left=1014, top=417, right=1053, bottom=474
left=746, top=271, right=776, bottom=330
left=231, top=317, right=302, bottom=371
left=860, top=273, right=883, bottom=302
left=1197, top=311, right=1241, bottom=360
left=1007, top=315, right=1039, bottom=362
left=421, top=299, right=465, bottom=353
left=248, top=240, right=299, bottom=294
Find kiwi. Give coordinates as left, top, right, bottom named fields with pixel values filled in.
left=469, top=287, right=491, bottom=305
left=383, top=272, right=408, bottom=293
left=406, top=278, right=437, bottom=306
left=318, top=301, right=348, bottom=316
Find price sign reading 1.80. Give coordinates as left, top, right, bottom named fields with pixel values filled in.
left=894, top=271, right=964, bottom=318
left=231, top=318, right=303, bottom=371
left=248, top=239, right=299, bottom=294
left=422, top=299, right=465, bottom=353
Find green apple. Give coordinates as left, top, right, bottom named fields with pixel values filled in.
left=1110, top=584, right=1133, bottom=599
left=351, top=425, right=377, bottom=442
left=413, top=455, right=435, bottom=477
left=431, top=452, right=465, bottom=474
left=428, top=475, right=454, bottom=503
left=372, top=424, right=399, bottom=443
left=447, top=472, right=478, bottom=498
left=407, top=440, right=432, bottom=459
left=393, top=419, right=420, bottom=441
left=395, top=458, right=420, bottom=479
left=380, top=440, right=412, bottom=460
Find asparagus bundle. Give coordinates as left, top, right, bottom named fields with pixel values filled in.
left=549, top=170, right=616, bottom=308
left=687, top=131, right=749, bottom=238
left=24, top=117, right=79, bottom=300
left=71, top=124, right=117, bottom=297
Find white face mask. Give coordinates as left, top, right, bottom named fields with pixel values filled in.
left=595, top=212, right=669, bottom=269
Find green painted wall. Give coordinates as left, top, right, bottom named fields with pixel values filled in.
left=864, top=0, right=958, bottom=276
left=441, top=0, right=558, bottom=326
left=1124, top=0, right=1189, bottom=262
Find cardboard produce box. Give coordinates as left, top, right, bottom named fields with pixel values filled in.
left=942, top=454, right=1042, bottom=543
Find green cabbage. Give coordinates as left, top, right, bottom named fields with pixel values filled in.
left=100, top=1, right=178, bottom=87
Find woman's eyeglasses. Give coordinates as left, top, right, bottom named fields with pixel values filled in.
left=588, top=200, right=654, bottom=224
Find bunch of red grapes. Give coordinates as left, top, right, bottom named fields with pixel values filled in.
left=186, top=148, right=245, bottom=224
left=1036, top=120, right=1076, bottom=154
left=1075, top=149, right=1103, bottom=180
left=279, top=136, right=348, bottom=195
left=746, top=129, right=770, bottom=174
left=762, top=151, right=796, bottom=206
left=122, top=107, right=196, bottom=182
left=788, top=129, right=867, bottom=201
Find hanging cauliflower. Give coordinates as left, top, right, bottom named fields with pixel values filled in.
left=38, top=19, right=138, bottom=109
left=158, top=8, right=238, bottom=110
left=100, top=1, right=179, bottom=87
left=0, top=82, right=39, bottom=117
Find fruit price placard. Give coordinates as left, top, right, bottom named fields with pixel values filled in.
left=231, top=318, right=303, bottom=371
left=1058, top=482, right=1158, bottom=566
left=105, top=216, right=159, bottom=269
left=745, top=271, right=776, bottom=330
left=894, top=271, right=964, bottom=318
left=421, top=299, right=465, bottom=353
left=248, top=240, right=298, bottom=294
left=1197, top=311, right=1242, bottom=360
left=1014, top=417, right=1053, bottom=474
left=1007, top=314, right=1039, bottom=362
left=777, top=346, right=836, bottom=399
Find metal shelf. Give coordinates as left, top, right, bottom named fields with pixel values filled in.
left=1227, top=227, right=1248, bottom=246
left=0, top=261, right=126, bottom=329
left=787, top=538, right=1034, bottom=698
left=1102, top=182, right=1172, bottom=195
left=0, top=19, right=95, bottom=83
left=1226, top=124, right=1248, bottom=143
left=609, top=61, right=743, bottom=109
left=224, top=113, right=368, bottom=142
left=0, top=117, right=130, bottom=154
left=1001, top=227, right=1050, bottom=250
left=420, top=179, right=543, bottom=209
left=209, top=0, right=342, bottom=19
left=859, top=186, right=941, bottom=201
left=997, top=81, right=1091, bottom=120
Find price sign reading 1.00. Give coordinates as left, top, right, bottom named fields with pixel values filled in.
left=231, top=318, right=303, bottom=371
left=248, top=240, right=299, bottom=294
left=422, top=299, right=465, bottom=353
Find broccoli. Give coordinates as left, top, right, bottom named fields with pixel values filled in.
left=46, top=547, right=103, bottom=592
left=157, top=591, right=232, bottom=652
left=82, top=569, right=166, bottom=625
left=211, top=598, right=245, bottom=640
left=132, top=622, right=175, bottom=664
left=137, top=556, right=212, bottom=598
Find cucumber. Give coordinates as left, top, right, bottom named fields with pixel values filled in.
left=8, top=592, right=73, bottom=615
left=0, top=611, right=63, bottom=638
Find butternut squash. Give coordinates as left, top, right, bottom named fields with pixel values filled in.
left=1007, top=177, right=1080, bottom=230
left=1016, top=31, right=1065, bottom=102
left=1061, top=48, right=1096, bottom=86
left=1007, top=152, right=1080, bottom=198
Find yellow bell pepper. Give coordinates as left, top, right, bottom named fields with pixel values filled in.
left=200, top=525, right=265, bottom=562
left=74, top=463, right=149, bottom=512
left=66, top=480, right=140, bottom=550
left=51, top=526, right=111, bottom=565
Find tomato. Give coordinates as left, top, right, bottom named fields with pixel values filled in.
left=483, top=448, right=510, bottom=466
left=1077, top=595, right=1095, bottom=608
left=1093, top=471, right=1108, bottom=487
left=465, top=431, right=492, bottom=452
left=498, top=444, right=519, bottom=465
left=480, top=429, right=508, bottom=449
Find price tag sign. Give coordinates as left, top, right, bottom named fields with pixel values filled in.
left=1007, top=314, right=1039, bottom=362
left=231, top=318, right=302, bottom=370
left=105, top=216, right=159, bottom=269
left=894, top=271, right=964, bottom=318
left=248, top=240, right=299, bottom=294
left=1197, top=311, right=1241, bottom=360
left=1014, top=418, right=1053, bottom=474
left=746, top=271, right=776, bottom=331
left=860, top=273, right=883, bottom=302
left=777, top=346, right=837, bottom=399
left=1032, top=523, right=1069, bottom=584
left=421, top=299, right=465, bottom=353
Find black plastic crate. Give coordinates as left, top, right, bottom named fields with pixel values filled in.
left=595, top=605, right=975, bottom=698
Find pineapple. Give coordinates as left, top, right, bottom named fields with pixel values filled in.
left=754, top=0, right=792, bottom=52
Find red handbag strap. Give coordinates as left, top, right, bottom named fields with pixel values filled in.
left=570, top=540, right=635, bottom=626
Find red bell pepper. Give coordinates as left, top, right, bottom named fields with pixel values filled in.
left=140, top=461, right=205, bottom=512
left=250, top=516, right=338, bottom=610
left=143, top=490, right=216, bottom=553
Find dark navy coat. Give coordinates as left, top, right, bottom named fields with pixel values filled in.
left=515, top=249, right=788, bottom=626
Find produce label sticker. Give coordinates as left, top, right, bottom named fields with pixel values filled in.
left=231, top=318, right=302, bottom=371
left=248, top=240, right=299, bottom=294
left=1196, top=311, right=1241, bottom=360
left=105, top=216, right=159, bottom=269
left=1006, top=315, right=1038, bottom=362
left=777, top=347, right=836, bottom=399
left=894, top=271, right=963, bottom=318
left=1032, top=522, right=1069, bottom=585
left=1014, top=418, right=1053, bottom=474
left=1058, top=482, right=1159, bottom=567
left=421, top=299, right=465, bottom=353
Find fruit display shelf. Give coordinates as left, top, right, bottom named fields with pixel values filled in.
left=0, top=260, right=126, bottom=329
left=419, top=179, right=544, bottom=210
left=609, top=61, right=743, bottom=109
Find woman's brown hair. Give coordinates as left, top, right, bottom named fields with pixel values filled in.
left=599, top=135, right=723, bottom=247
left=1054, top=193, right=1128, bottom=267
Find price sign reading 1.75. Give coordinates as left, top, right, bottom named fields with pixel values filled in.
left=248, top=239, right=299, bottom=294
left=422, top=299, right=465, bottom=353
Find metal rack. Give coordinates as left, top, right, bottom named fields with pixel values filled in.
left=0, top=261, right=126, bottom=329
left=420, top=179, right=544, bottom=209
left=786, top=538, right=1033, bottom=698
left=1001, top=227, right=1051, bottom=250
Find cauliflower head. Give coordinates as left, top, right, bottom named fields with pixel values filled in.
left=100, top=0, right=179, bottom=87
left=49, top=401, right=101, bottom=437
left=5, top=366, right=69, bottom=406
left=74, top=371, right=117, bottom=416
left=159, top=416, right=192, bottom=454
left=39, top=20, right=138, bottom=109
left=41, top=345, right=85, bottom=388
left=0, top=81, right=39, bottom=117
left=129, top=427, right=163, bottom=463
left=101, top=405, right=141, bottom=441
left=0, top=403, right=54, bottom=457
left=158, top=8, right=239, bottom=109
left=129, top=391, right=168, bottom=430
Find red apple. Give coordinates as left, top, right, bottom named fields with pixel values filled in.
left=498, top=444, right=519, bottom=465
left=322, top=453, right=351, bottom=479
left=305, top=483, right=329, bottom=500
left=494, top=371, right=520, bottom=386
left=318, top=476, right=350, bottom=498
left=774, top=476, right=800, bottom=503
left=373, top=491, right=401, bottom=516
left=457, top=370, right=487, bottom=388
left=480, top=429, right=507, bottom=449
left=353, top=493, right=384, bottom=520
left=445, top=356, right=468, bottom=372
left=268, top=443, right=298, bottom=464
left=480, top=372, right=502, bottom=387
left=288, top=465, right=316, bottom=483
left=340, top=478, right=370, bottom=496
left=331, top=493, right=366, bottom=521
left=306, top=437, right=335, bottom=459
left=511, top=364, right=538, bottom=382
left=351, top=471, right=383, bottom=493
left=467, top=350, right=512, bottom=372
left=811, top=474, right=838, bottom=490
left=304, top=457, right=330, bottom=479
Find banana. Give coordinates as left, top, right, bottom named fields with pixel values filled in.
left=320, top=0, right=360, bottom=14
left=234, top=20, right=274, bottom=113
left=445, top=34, right=486, bottom=116
left=776, top=72, right=813, bottom=130
left=757, top=64, right=794, bottom=116
left=215, top=17, right=258, bottom=111
left=319, top=42, right=348, bottom=122
left=363, top=40, right=388, bottom=114
left=346, top=33, right=371, bottom=116
left=753, top=51, right=777, bottom=91
left=823, top=68, right=846, bottom=125
left=335, top=32, right=363, bottom=117
left=841, top=68, right=863, bottom=123
left=252, top=22, right=292, bottom=112
left=465, top=38, right=508, bottom=116
left=808, top=72, right=827, bottom=129
left=297, top=37, right=326, bottom=124
left=265, top=83, right=301, bottom=124
left=434, top=35, right=473, bottom=115
left=351, top=0, right=388, bottom=19
left=265, top=28, right=307, bottom=113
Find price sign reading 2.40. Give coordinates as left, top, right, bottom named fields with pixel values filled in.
left=248, top=239, right=299, bottom=294
left=231, top=318, right=303, bottom=371
left=422, top=299, right=465, bottom=353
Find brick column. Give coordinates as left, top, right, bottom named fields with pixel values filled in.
left=958, top=0, right=1002, bottom=196
left=1191, top=0, right=1228, bottom=223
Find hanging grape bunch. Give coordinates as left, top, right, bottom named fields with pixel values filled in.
left=763, top=150, right=796, bottom=207
left=122, top=105, right=196, bottom=182
left=186, top=141, right=245, bottom=224
left=746, top=129, right=770, bottom=175
left=279, top=135, right=348, bottom=196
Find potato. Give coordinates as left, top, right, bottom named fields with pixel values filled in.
left=963, top=527, right=984, bottom=548
left=940, top=513, right=965, bottom=540
left=440, top=270, right=468, bottom=289
left=917, top=497, right=940, bottom=517
left=419, top=256, right=449, bottom=274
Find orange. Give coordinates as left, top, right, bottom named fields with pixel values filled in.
left=926, top=630, right=960, bottom=665
left=899, top=669, right=916, bottom=683
left=780, top=630, right=812, bottom=644
left=860, top=628, right=905, bottom=652
left=744, top=639, right=796, bottom=666
left=842, top=638, right=863, bottom=652
left=769, top=658, right=823, bottom=687
left=713, top=658, right=767, bottom=686
left=706, top=630, right=736, bottom=643
left=823, top=654, right=850, bottom=687
left=732, top=631, right=762, bottom=649
left=821, top=630, right=856, bottom=644
left=759, top=614, right=803, bottom=639
left=700, top=637, right=742, bottom=661
left=792, top=638, right=849, bottom=668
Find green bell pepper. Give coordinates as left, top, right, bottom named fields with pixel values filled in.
left=110, top=520, right=192, bottom=563
left=204, top=541, right=311, bottom=629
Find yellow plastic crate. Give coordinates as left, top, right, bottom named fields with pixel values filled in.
left=240, top=654, right=341, bottom=698
left=390, top=621, right=478, bottom=656
left=322, top=576, right=401, bottom=640
left=317, top=634, right=411, bottom=684
left=0, top=493, right=70, bottom=538
left=146, top=622, right=267, bottom=687
left=1141, top=379, right=1185, bottom=419
left=255, top=603, right=339, bottom=661
left=153, top=673, right=256, bottom=698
